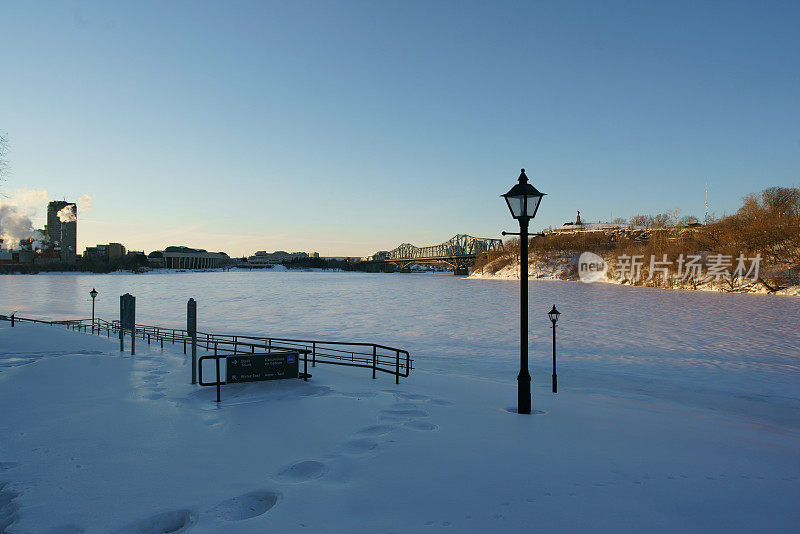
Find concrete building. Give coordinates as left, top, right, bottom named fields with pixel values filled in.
left=46, top=200, right=77, bottom=262
left=148, top=246, right=228, bottom=269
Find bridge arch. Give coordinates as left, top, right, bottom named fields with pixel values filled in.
left=380, top=235, right=502, bottom=274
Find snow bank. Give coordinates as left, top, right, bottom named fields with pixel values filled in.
left=1, top=322, right=798, bottom=532
left=470, top=257, right=800, bottom=296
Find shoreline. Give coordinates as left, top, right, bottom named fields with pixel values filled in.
left=468, top=262, right=800, bottom=297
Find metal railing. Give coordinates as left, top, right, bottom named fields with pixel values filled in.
left=0, top=314, right=413, bottom=383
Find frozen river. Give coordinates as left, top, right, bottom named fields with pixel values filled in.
left=1, top=270, right=798, bottom=428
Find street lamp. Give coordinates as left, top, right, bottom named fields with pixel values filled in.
left=90, top=288, right=98, bottom=334
left=548, top=305, right=560, bottom=393
left=501, top=168, right=546, bottom=414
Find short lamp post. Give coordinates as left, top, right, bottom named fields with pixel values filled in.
left=501, top=169, right=546, bottom=414
left=548, top=305, right=560, bottom=393
left=90, top=288, right=98, bottom=334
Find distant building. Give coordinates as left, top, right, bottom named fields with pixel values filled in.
left=147, top=251, right=165, bottom=268
left=46, top=200, right=77, bottom=263
left=367, top=251, right=389, bottom=261
left=148, top=246, right=228, bottom=269
left=247, top=250, right=309, bottom=265
left=84, top=243, right=126, bottom=261
left=552, top=211, right=631, bottom=234
left=106, top=243, right=125, bottom=260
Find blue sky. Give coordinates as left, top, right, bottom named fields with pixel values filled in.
left=1, top=1, right=798, bottom=256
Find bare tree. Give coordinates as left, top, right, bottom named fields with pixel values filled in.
left=652, top=213, right=671, bottom=228
left=0, top=131, right=8, bottom=189
left=629, top=214, right=653, bottom=227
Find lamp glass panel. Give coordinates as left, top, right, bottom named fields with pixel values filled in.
left=526, top=195, right=543, bottom=217
left=506, top=196, right=524, bottom=218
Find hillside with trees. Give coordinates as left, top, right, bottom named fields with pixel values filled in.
left=474, top=186, right=800, bottom=294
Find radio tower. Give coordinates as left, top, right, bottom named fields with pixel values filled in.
left=705, top=182, right=710, bottom=225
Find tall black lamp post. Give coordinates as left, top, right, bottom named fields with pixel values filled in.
left=548, top=305, right=560, bottom=393
left=90, top=288, right=98, bottom=334
left=501, top=169, right=546, bottom=414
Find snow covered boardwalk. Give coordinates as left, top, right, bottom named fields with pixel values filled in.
left=1, top=320, right=799, bottom=533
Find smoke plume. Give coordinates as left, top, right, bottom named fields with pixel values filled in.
left=0, top=206, right=48, bottom=251
left=0, top=188, right=49, bottom=250
left=57, top=204, right=77, bottom=223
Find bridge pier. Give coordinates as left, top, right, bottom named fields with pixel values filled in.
left=453, top=266, right=468, bottom=276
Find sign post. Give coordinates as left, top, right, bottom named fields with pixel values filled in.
left=188, top=298, right=197, bottom=384
left=226, top=352, right=299, bottom=383
left=120, top=293, right=136, bottom=356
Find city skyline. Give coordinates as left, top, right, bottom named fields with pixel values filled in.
left=2, top=1, right=798, bottom=256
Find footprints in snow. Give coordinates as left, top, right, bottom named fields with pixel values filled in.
left=212, top=490, right=280, bottom=521
left=134, top=362, right=170, bottom=401
left=355, top=424, right=395, bottom=437
left=112, top=491, right=281, bottom=532
left=342, top=438, right=380, bottom=455
left=112, top=509, right=196, bottom=534
left=86, top=388, right=452, bottom=532
left=276, top=460, right=328, bottom=483
left=271, top=390, right=452, bottom=488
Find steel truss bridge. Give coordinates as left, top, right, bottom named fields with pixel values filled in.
left=382, top=234, right=503, bottom=274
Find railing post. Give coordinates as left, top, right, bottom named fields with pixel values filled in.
left=395, top=349, right=400, bottom=384
left=312, top=342, right=316, bottom=368
left=303, top=351, right=308, bottom=382
left=215, top=345, right=221, bottom=403
left=372, top=346, right=376, bottom=379
left=188, top=298, right=197, bottom=385
left=10, top=314, right=14, bottom=328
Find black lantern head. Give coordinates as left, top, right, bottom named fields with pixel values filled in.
left=90, top=288, right=98, bottom=299
left=548, top=304, right=560, bottom=324
left=502, top=168, right=546, bottom=220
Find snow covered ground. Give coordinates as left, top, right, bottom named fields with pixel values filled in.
left=469, top=257, right=800, bottom=297
left=1, top=319, right=799, bottom=533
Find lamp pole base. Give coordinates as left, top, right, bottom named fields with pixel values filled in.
left=518, top=372, right=531, bottom=414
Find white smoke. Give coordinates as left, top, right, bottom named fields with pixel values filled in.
left=0, top=188, right=49, bottom=250
left=0, top=205, right=34, bottom=250
left=57, top=204, right=77, bottom=223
